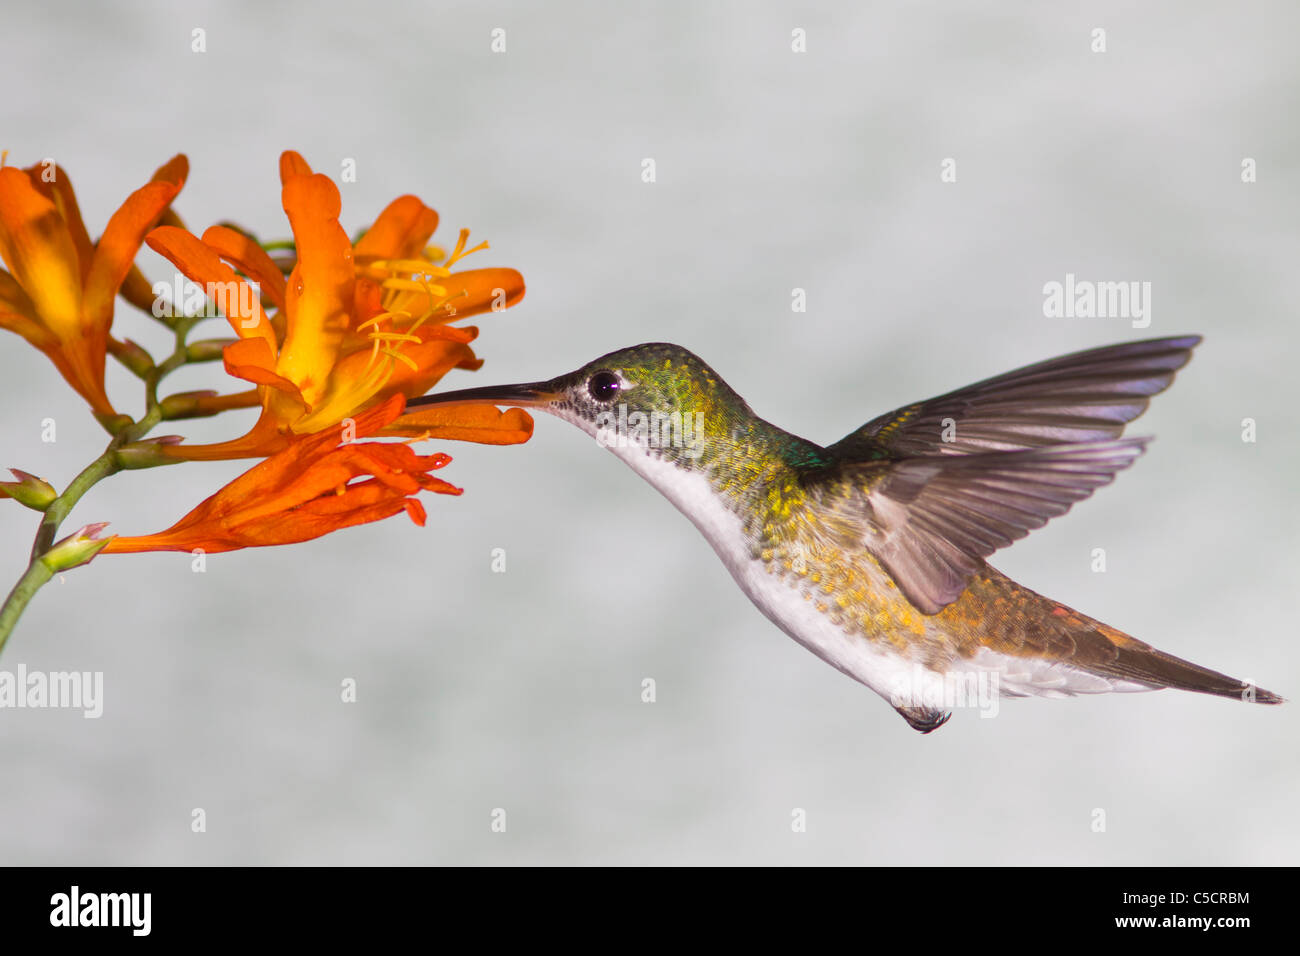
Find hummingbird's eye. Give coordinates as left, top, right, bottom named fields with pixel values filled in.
left=588, top=370, right=621, bottom=402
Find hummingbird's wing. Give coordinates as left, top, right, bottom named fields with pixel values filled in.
left=814, top=439, right=1148, bottom=614
left=827, top=336, right=1199, bottom=460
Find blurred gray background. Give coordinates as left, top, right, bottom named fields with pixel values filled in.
left=1, top=0, right=1296, bottom=865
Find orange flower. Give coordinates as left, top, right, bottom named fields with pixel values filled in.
left=104, top=395, right=457, bottom=554
left=145, top=150, right=531, bottom=459
left=0, top=155, right=187, bottom=424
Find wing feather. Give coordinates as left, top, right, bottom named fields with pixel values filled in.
left=818, top=440, right=1149, bottom=614
left=829, top=336, right=1200, bottom=460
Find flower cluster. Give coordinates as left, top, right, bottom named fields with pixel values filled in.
left=0, top=150, right=531, bottom=649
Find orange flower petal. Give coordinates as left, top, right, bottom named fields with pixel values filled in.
left=354, top=195, right=439, bottom=261
left=201, top=225, right=288, bottom=311
left=156, top=409, right=292, bottom=462
left=27, top=164, right=95, bottom=283
left=276, top=174, right=355, bottom=408
left=0, top=166, right=82, bottom=333
left=119, top=156, right=188, bottom=315
left=223, top=498, right=414, bottom=549
left=438, top=267, right=525, bottom=323
left=0, top=272, right=46, bottom=345
left=352, top=273, right=384, bottom=324
left=84, top=176, right=186, bottom=330
left=0, top=309, right=50, bottom=349
left=279, top=150, right=313, bottom=184
left=382, top=404, right=535, bottom=445
left=146, top=225, right=277, bottom=349
left=222, top=337, right=301, bottom=395
left=149, top=154, right=189, bottom=189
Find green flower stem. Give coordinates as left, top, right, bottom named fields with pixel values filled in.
left=0, top=314, right=203, bottom=657
left=0, top=560, right=54, bottom=655
left=29, top=446, right=123, bottom=560
left=0, top=437, right=126, bottom=656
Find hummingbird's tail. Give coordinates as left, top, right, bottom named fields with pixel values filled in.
left=952, top=568, right=1285, bottom=706
left=1078, top=628, right=1285, bottom=704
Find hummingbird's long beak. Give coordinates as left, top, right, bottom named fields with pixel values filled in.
left=404, top=381, right=562, bottom=410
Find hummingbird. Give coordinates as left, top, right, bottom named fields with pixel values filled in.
left=408, top=335, right=1283, bottom=732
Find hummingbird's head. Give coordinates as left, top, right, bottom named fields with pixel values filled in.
left=406, top=343, right=748, bottom=467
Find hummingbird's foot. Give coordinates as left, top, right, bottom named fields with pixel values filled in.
left=894, top=705, right=952, bottom=734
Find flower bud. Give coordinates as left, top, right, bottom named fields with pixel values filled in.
left=40, top=522, right=113, bottom=572
left=186, top=338, right=236, bottom=363
left=112, top=337, right=156, bottom=377
left=115, top=435, right=185, bottom=469
left=96, top=412, right=136, bottom=435
left=160, top=390, right=219, bottom=420
left=0, top=468, right=57, bottom=511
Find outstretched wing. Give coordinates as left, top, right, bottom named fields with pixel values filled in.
left=816, top=440, right=1149, bottom=614
left=829, top=336, right=1200, bottom=461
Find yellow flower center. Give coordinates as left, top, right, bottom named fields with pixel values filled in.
left=348, top=227, right=491, bottom=388
left=355, top=227, right=489, bottom=322
left=285, top=229, right=493, bottom=433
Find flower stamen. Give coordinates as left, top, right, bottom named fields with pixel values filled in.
left=443, top=228, right=489, bottom=269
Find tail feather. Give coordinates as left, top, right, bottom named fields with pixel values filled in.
left=956, top=568, right=1284, bottom=705
left=1080, top=629, right=1284, bottom=704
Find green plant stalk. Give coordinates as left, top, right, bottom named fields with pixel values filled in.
left=0, top=444, right=119, bottom=656
left=0, top=314, right=200, bottom=657
left=28, top=446, right=123, bottom=560
left=0, top=560, right=54, bottom=653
